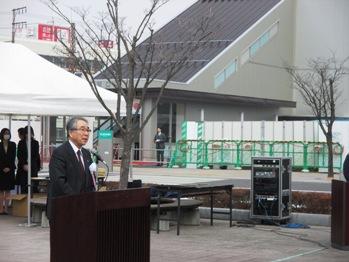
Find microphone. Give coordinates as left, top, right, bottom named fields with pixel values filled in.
left=90, top=149, right=107, bottom=164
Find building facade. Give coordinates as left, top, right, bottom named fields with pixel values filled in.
left=3, top=0, right=348, bottom=162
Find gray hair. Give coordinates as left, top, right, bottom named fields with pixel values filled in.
left=66, top=117, right=88, bottom=137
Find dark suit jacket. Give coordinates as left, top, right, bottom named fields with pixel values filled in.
left=343, top=154, right=349, bottom=181
left=0, top=141, right=16, bottom=190
left=17, top=138, right=41, bottom=178
left=0, top=141, right=16, bottom=170
left=154, top=133, right=166, bottom=150
left=47, top=141, right=95, bottom=219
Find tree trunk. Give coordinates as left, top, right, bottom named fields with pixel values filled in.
left=119, top=137, right=132, bottom=189
left=326, top=132, right=334, bottom=178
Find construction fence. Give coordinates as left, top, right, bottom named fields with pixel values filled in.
left=169, top=140, right=343, bottom=172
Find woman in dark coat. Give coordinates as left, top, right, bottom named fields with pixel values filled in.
left=16, top=126, right=41, bottom=194
left=0, top=128, right=16, bottom=214
left=343, top=154, right=349, bottom=181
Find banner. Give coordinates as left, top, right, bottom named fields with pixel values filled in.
left=38, top=24, right=70, bottom=42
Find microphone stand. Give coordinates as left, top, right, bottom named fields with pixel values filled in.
left=96, top=160, right=109, bottom=191
left=98, top=161, right=109, bottom=190
left=91, top=150, right=109, bottom=190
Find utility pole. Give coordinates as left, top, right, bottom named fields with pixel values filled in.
left=11, top=6, right=27, bottom=43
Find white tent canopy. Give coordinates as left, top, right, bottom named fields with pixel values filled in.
left=0, top=42, right=125, bottom=116
left=0, top=42, right=125, bottom=226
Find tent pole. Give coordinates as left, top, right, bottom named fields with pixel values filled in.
left=8, top=114, right=12, bottom=130
left=27, top=116, right=32, bottom=227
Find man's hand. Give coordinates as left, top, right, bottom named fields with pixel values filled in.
left=3, top=167, right=10, bottom=173
left=23, top=165, right=28, bottom=171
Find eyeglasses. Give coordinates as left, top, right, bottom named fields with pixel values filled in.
left=71, top=128, right=92, bottom=133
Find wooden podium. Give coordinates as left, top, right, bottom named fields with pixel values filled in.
left=50, top=188, right=150, bottom=262
left=331, top=180, right=349, bottom=250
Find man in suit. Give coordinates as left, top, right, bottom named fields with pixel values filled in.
left=154, top=127, right=166, bottom=166
left=47, top=117, right=96, bottom=220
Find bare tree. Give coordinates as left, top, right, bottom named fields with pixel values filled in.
left=287, top=55, right=348, bottom=177
left=48, top=0, right=212, bottom=188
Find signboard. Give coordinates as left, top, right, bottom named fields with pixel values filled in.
left=97, top=130, right=114, bottom=171
left=38, top=24, right=54, bottom=41
left=38, top=24, right=71, bottom=42
left=98, top=40, right=114, bottom=48
left=55, top=26, right=71, bottom=42
left=98, top=130, right=113, bottom=140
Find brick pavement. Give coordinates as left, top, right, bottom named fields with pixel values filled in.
left=1, top=215, right=348, bottom=262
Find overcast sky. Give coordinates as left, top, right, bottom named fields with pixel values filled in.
left=0, top=0, right=196, bottom=39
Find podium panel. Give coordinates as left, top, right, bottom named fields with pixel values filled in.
left=331, top=180, right=349, bottom=250
left=50, top=188, right=150, bottom=262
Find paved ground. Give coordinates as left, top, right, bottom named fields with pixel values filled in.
left=0, top=215, right=348, bottom=262
left=40, top=166, right=340, bottom=191
left=107, top=167, right=340, bottom=192
left=2, top=167, right=343, bottom=261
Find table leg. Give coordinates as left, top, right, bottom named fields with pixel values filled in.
left=177, top=194, right=181, bottom=235
left=229, top=187, right=232, bottom=227
left=156, top=192, right=161, bottom=234
left=210, top=191, right=214, bottom=226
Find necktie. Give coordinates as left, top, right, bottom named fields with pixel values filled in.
left=77, top=150, right=85, bottom=177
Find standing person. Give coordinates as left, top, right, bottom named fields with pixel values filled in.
left=15, top=127, right=25, bottom=193
left=154, top=127, right=166, bottom=166
left=16, top=126, right=41, bottom=194
left=343, top=153, right=349, bottom=181
left=47, top=117, right=96, bottom=220
left=0, top=128, right=16, bottom=214
left=17, top=127, right=25, bottom=141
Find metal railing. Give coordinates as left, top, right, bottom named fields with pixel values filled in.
left=168, top=139, right=343, bottom=171
left=39, top=140, right=343, bottom=171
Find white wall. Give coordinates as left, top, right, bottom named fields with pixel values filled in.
left=293, top=0, right=349, bottom=117
left=186, top=120, right=322, bottom=142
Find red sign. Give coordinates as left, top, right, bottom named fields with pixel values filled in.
left=38, top=24, right=70, bottom=42
left=98, top=40, right=114, bottom=49
left=38, top=24, right=54, bottom=41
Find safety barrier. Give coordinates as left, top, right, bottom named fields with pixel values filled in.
left=169, top=140, right=205, bottom=168
left=169, top=140, right=343, bottom=171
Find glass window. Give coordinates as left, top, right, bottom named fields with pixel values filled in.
left=156, top=103, right=177, bottom=143
left=250, top=40, right=260, bottom=57
left=241, top=21, right=279, bottom=65
left=269, top=22, right=278, bottom=38
left=170, top=104, right=176, bottom=143
left=259, top=32, right=269, bottom=47
left=214, top=71, right=225, bottom=89
left=225, top=60, right=237, bottom=77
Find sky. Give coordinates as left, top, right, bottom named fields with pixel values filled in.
left=0, top=0, right=196, bottom=40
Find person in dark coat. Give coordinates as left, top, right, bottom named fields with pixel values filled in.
left=16, top=126, right=41, bottom=194
left=0, top=128, right=16, bottom=214
left=154, top=127, right=166, bottom=166
left=343, top=154, right=349, bottom=181
left=17, top=127, right=25, bottom=141
left=15, top=127, right=25, bottom=193
left=47, top=117, right=96, bottom=220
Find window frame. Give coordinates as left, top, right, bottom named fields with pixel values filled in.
left=214, top=57, right=238, bottom=89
